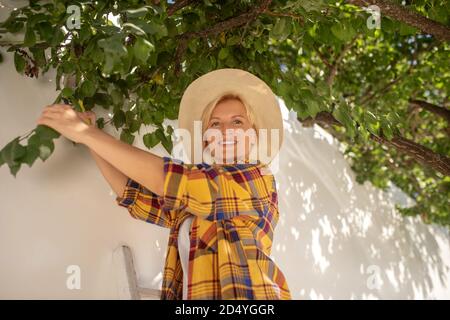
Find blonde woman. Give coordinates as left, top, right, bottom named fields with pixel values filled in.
left=36, top=68, right=291, bottom=300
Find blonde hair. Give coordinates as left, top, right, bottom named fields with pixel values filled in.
left=200, top=91, right=259, bottom=136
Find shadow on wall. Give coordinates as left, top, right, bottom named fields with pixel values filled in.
left=270, top=104, right=450, bottom=299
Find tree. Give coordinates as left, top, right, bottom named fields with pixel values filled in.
left=0, top=0, right=449, bottom=226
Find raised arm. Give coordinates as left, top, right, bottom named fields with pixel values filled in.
left=77, top=111, right=129, bottom=197
left=89, top=148, right=129, bottom=198
left=36, top=104, right=165, bottom=196
left=80, top=126, right=165, bottom=196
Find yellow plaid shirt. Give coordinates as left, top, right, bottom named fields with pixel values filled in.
left=116, top=156, right=291, bottom=299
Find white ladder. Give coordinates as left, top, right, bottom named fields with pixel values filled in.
left=113, top=245, right=162, bottom=300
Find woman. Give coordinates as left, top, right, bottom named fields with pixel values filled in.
left=36, top=68, right=291, bottom=300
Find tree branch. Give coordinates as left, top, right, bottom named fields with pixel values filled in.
left=326, top=36, right=358, bottom=86
left=358, top=61, right=414, bottom=105
left=172, top=0, right=273, bottom=75
left=167, top=0, right=199, bottom=16
left=346, top=0, right=450, bottom=42
left=313, top=46, right=332, bottom=68
left=262, top=10, right=304, bottom=25
left=409, top=99, right=450, bottom=124
left=301, top=111, right=450, bottom=176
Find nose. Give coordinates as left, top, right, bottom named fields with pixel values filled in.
left=220, top=124, right=235, bottom=140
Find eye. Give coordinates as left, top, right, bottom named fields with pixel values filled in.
left=210, top=121, right=220, bottom=127
left=233, top=119, right=243, bottom=125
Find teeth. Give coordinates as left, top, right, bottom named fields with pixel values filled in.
left=221, top=140, right=236, bottom=145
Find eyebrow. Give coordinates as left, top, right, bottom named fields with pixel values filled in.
left=209, top=115, right=245, bottom=121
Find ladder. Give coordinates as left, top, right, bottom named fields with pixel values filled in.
left=113, top=244, right=162, bottom=300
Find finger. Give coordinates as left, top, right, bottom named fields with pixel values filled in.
left=43, top=105, right=58, bottom=111
left=44, top=104, right=69, bottom=111
left=77, top=111, right=90, bottom=119
left=43, top=105, right=63, bottom=113
left=36, top=116, right=55, bottom=127
left=82, top=111, right=96, bottom=120
left=36, top=115, right=59, bottom=125
left=87, top=111, right=96, bottom=120
left=41, top=111, right=61, bottom=119
left=43, top=109, right=62, bottom=116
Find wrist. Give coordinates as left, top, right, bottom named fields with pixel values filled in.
left=79, top=125, right=99, bottom=146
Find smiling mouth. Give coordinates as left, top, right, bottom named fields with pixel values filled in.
left=219, top=140, right=237, bottom=146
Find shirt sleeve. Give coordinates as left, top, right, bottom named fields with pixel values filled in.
left=116, top=177, right=177, bottom=229
left=116, top=156, right=217, bottom=225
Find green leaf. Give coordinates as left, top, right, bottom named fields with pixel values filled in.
left=96, top=117, right=105, bottom=129
left=218, top=47, right=229, bottom=60
left=133, top=37, right=154, bottom=64
left=226, top=36, right=241, bottom=46
left=127, top=20, right=168, bottom=38
left=113, top=110, right=126, bottom=128
left=124, top=7, right=149, bottom=18
left=331, top=21, right=356, bottom=42
left=143, top=131, right=160, bottom=149
left=110, top=89, right=124, bottom=106
left=357, top=123, right=370, bottom=142
left=363, top=111, right=379, bottom=135
left=23, top=27, right=36, bottom=47
left=123, top=22, right=147, bottom=36
left=80, top=80, right=96, bottom=98
left=35, top=125, right=60, bottom=140
left=380, top=118, right=394, bottom=140
left=155, top=128, right=172, bottom=153
left=98, top=35, right=128, bottom=74
left=305, top=99, right=321, bottom=117
left=153, top=109, right=164, bottom=124
left=61, top=87, right=74, bottom=98
left=141, top=108, right=153, bottom=125
left=120, top=129, right=135, bottom=145
left=30, top=47, right=46, bottom=67
left=399, top=22, right=417, bottom=36
left=23, top=144, right=40, bottom=167
left=333, top=103, right=355, bottom=138
left=139, top=86, right=152, bottom=100
left=1, top=137, right=26, bottom=167
left=61, top=61, right=76, bottom=74
left=9, top=163, right=21, bottom=177
left=128, top=120, right=140, bottom=133
left=270, top=17, right=292, bottom=41
left=93, top=93, right=112, bottom=108
left=38, top=139, right=54, bottom=161
left=36, top=21, right=53, bottom=42
left=14, top=52, right=26, bottom=73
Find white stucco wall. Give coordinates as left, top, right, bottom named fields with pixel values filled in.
left=1, top=8, right=449, bottom=299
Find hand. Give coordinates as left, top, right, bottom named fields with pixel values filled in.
left=36, top=104, right=92, bottom=144
left=77, top=110, right=97, bottom=127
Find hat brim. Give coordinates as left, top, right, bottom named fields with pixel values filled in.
left=177, top=68, right=283, bottom=165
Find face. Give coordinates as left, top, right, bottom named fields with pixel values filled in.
left=203, top=98, right=257, bottom=164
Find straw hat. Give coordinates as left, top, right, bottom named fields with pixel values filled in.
left=177, top=68, right=283, bottom=165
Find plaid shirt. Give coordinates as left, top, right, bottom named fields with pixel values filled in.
left=116, top=156, right=291, bottom=300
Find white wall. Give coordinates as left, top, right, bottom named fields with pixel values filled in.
left=273, top=109, right=450, bottom=299
left=1, top=22, right=449, bottom=299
